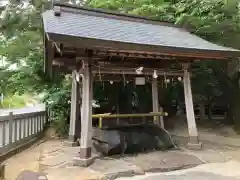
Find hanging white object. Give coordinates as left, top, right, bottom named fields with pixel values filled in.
left=135, top=77, right=145, bottom=85
left=165, top=79, right=170, bottom=83
left=177, top=76, right=182, bottom=81
left=163, top=72, right=168, bottom=88
left=110, top=81, right=114, bottom=84
left=136, top=66, right=144, bottom=75
left=75, top=73, right=80, bottom=82
left=153, top=70, right=158, bottom=79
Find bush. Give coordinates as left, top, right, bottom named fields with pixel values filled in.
left=0, top=94, right=29, bottom=108
left=43, top=78, right=71, bottom=137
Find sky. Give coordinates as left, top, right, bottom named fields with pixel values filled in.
left=0, top=0, right=8, bottom=7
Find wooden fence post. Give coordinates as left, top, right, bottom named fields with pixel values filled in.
left=9, top=112, right=13, bottom=147
left=2, top=121, right=6, bottom=149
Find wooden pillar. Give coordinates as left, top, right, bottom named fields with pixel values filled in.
left=183, top=64, right=202, bottom=149
left=66, top=70, right=81, bottom=146
left=74, top=59, right=93, bottom=166
left=152, top=78, right=164, bottom=128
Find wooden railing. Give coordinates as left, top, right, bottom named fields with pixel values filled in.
left=0, top=110, right=48, bottom=155
left=92, top=112, right=167, bottom=128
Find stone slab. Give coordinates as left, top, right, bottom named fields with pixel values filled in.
left=89, top=157, right=144, bottom=179
left=121, top=151, right=203, bottom=173
left=46, top=167, right=103, bottom=180
left=16, top=170, right=47, bottom=180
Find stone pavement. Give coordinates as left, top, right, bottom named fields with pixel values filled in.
left=3, top=138, right=240, bottom=180
left=40, top=140, right=203, bottom=180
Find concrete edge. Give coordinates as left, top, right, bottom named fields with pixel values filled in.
left=171, top=134, right=240, bottom=148
left=143, top=163, right=203, bottom=173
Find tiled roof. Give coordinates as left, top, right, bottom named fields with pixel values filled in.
left=42, top=4, right=239, bottom=53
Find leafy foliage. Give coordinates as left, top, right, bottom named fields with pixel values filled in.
left=43, top=78, right=71, bottom=136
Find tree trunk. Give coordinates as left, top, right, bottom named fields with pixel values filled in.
left=229, top=93, right=240, bottom=130
left=211, top=63, right=240, bottom=129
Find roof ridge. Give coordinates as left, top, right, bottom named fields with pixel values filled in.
left=53, top=2, right=180, bottom=28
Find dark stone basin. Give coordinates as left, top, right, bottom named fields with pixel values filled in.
left=92, top=125, right=176, bottom=156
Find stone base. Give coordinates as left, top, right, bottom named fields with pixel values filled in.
left=187, top=141, right=203, bottom=150
left=63, top=140, right=79, bottom=147
left=73, top=156, right=94, bottom=167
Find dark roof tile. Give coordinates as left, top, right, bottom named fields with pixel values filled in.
left=42, top=4, right=239, bottom=53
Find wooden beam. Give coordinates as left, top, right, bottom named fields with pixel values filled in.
left=44, top=35, right=54, bottom=78
left=48, top=33, right=235, bottom=60
left=52, top=62, right=184, bottom=76
left=85, top=68, right=184, bottom=76
left=95, top=50, right=177, bottom=60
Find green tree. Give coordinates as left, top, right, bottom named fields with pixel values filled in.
left=174, top=0, right=240, bottom=127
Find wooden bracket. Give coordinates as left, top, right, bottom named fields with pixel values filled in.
left=182, top=63, right=190, bottom=70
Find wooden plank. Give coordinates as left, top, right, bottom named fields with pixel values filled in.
left=34, top=116, right=37, bottom=134
left=31, top=117, right=34, bottom=135
left=8, top=112, right=13, bottom=146
left=39, top=116, right=42, bottom=131
left=41, top=115, right=44, bottom=130
left=23, top=118, right=26, bottom=139
left=27, top=117, right=30, bottom=137
left=14, top=120, right=18, bottom=142
left=18, top=120, right=22, bottom=141
left=2, top=122, right=6, bottom=147
left=37, top=116, right=40, bottom=132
